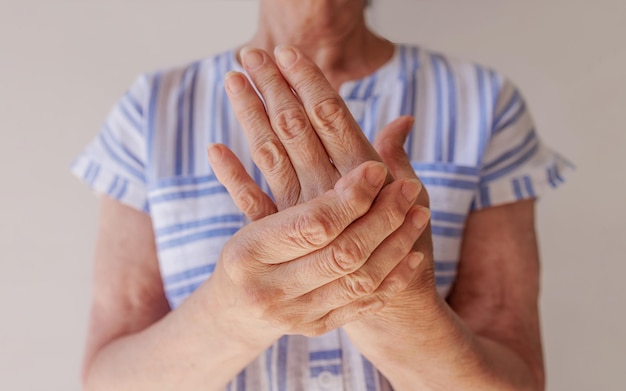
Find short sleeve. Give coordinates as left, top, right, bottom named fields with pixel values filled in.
left=70, top=74, right=150, bottom=212
left=472, top=77, right=573, bottom=210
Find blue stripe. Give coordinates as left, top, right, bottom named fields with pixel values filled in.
left=405, top=46, right=420, bottom=159
left=310, top=364, right=342, bottom=377
left=107, top=176, right=119, bottom=195
left=431, top=54, right=444, bottom=162
left=309, top=349, right=342, bottom=361
left=436, top=275, right=456, bottom=286
left=431, top=225, right=463, bottom=238
left=364, top=95, right=381, bottom=142
left=348, top=79, right=364, bottom=100
left=152, top=174, right=217, bottom=189
left=411, top=162, right=479, bottom=176
left=236, top=369, right=246, bottom=391
left=493, top=90, right=520, bottom=129
left=158, top=227, right=240, bottom=250
left=163, top=264, right=216, bottom=285
left=146, top=73, right=162, bottom=174
left=435, top=260, right=457, bottom=272
left=482, top=129, right=537, bottom=171
left=98, top=132, right=146, bottom=182
left=362, top=73, right=377, bottom=100
left=476, top=66, right=489, bottom=161
left=166, top=280, right=204, bottom=299
left=149, top=184, right=228, bottom=203
left=175, top=68, right=187, bottom=175
left=115, top=179, right=128, bottom=199
left=221, top=82, right=231, bottom=147
left=513, top=178, right=524, bottom=199
left=156, top=214, right=244, bottom=236
left=479, top=186, right=490, bottom=207
left=88, top=165, right=101, bottom=185
left=187, top=62, right=201, bottom=175
left=83, top=162, right=94, bottom=183
left=362, top=357, right=377, bottom=391
left=523, top=176, right=535, bottom=197
left=431, top=211, right=465, bottom=224
left=420, top=177, right=477, bottom=190
left=398, top=45, right=409, bottom=113
left=125, top=91, right=143, bottom=117
left=277, top=336, right=288, bottom=391
left=265, top=345, right=274, bottom=391
left=547, top=166, right=557, bottom=187
left=209, top=56, right=220, bottom=144
left=489, top=70, right=500, bottom=114
left=494, top=101, right=526, bottom=134
left=102, top=124, right=144, bottom=168
left=119, top=100, right=143, bottom=134
left=481, top=143, right=540, bottom=183
left=439, top=55, right=458, bottom=163
left=554, top=163, right=565, bottom=182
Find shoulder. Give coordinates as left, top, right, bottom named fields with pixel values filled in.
left=138, top=50, right=236, bottom=101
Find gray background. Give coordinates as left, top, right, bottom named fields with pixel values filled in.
left=1, top=0, right=624, bottom=390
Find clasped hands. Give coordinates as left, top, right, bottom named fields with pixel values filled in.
left=206, top=45, right=436, bottom=347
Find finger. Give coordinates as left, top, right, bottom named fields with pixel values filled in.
left=224, top=70, right=301, bottom=210
left=208, top=143, right=277, bottom=221
left=240, top=48, right=339, bottom=200
left=223, top=161, right=388, bottom=266
left=274, top=178, right=425, bottom=293
left=300, top=205, right=430, bottom=311
left=373, top=115, right=419, bottom=180
left=274, top=45, right=384, bottom=177
left=303, top=251, right=425, bottom=336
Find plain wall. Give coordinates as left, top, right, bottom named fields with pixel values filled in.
left=1, top=0, right=624, bottom=390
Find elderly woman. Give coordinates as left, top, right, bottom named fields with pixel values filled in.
left=73, top=0, right=570, bottom=390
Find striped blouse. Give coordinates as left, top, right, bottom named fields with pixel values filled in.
left=72, top=44, right=571, bottom=390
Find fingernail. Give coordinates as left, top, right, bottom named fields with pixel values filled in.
left=207, top=144, right=222, bottom=163
left=275, top=46, right=297, bottom=68
left=401, top=179, right=421, bottom=202
left=412, top=207, right=431, bottom=229
left=225, top=71, right=246, bottom=94
left=409, top=252, right=425, bottom=270
left=365, top=162, right=387, bottom=187
left=241, top=47, right=264, bottom=69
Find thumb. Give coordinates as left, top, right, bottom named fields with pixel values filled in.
left=374, top=116, right=417, bottom=180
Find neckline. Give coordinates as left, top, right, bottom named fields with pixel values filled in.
left=228, top=43, right=403, bottom=99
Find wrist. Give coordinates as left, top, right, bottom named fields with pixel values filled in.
left=201, top=273, right=281, bottom=354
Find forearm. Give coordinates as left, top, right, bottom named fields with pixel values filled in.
left=344, top=293, right=541, bottom=391
left=83, top=281, right=276, bottom=391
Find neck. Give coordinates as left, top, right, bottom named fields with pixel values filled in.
left=243, top=0, right=394, bottom=90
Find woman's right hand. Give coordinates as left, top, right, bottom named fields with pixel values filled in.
left=204, top=159, right=427, bottom=349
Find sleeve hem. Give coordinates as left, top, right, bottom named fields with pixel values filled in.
left=70, top=155, right=149, bottom=213
left=473, top=154, right=573, bottom=210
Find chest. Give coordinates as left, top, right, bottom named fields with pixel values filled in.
left=146, top=75, right=480, bottom=309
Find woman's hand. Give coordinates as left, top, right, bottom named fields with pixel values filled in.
left=209, top=45, right=441, bottom=336
left=205, top=160, right=429, bottom=349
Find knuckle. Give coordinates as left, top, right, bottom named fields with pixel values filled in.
left=337, top=183, right=375, bottom=218
left=328, top=237, right=367, bottom=274
left=239, top=103, right=266, bottom=127
left=379, top=201, right=408, bottom=232
left=290, top=211, right=335, bottom=249
left=252, top=137, right=287, bottom=173
left=273, top=107, right=309, bottom=141
left=342, top=272, right=378, bottom=299
left=234, top=188, right=275, bottom=220
left=358, top=296, right=386, bottom=315
left=383, top=274, right=410, bottom=296
left=311, top=97, right=349, bottom=131
left=255, top=71, right=285, bottom=93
